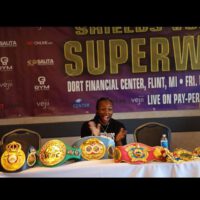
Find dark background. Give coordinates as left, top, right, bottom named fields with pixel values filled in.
left=0, top=116, right=199, bottom=139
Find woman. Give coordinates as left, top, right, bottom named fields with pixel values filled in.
left=81, top=97, right=127, bottom=146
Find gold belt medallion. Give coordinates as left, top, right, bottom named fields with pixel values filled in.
left=125, top=144, right=149, bottom=162
left=39, top=140, right=66, bottom=166
left=173, top=148, right=198, bottom=161
left=80, top=138, right=106, bottom=160
left=1, top=141, right=26, bottom=171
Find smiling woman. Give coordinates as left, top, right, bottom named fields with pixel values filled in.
left=80, top=97, right=127, bottom=146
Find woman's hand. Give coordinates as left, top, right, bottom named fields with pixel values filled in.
left=88, top=121, right=101, bottom=136
left=115, top=128, right=127, bottom=146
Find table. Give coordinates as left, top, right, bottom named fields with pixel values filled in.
left=1, top=159, right=200, bottom=177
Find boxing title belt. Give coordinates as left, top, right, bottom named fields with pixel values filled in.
left=0, top=141, right=37, bottom=172
left=114, top=142, right=164, bottom=164
left=193, top=147, right=200, bottom=156
left=38, top=139, right=81, bottom=167
left=72, top=136, right=115, bottom=161
left=167, top=148, right=200, bottom=163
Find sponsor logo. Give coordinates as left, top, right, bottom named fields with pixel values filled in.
left=34, top=76, right=50, bottom=91
left=27, top=59, right=54, bottom=66
left=0, top=57, right=8, bottom=65
left=72, top=98, right=90, bottom=108
left=0, top=57, right=13, bottom=71
left=26, top=40, right=53, bottom=46
left=0, top=41, right=17, bottom=47
left=0, top=80, right=13, bottom=90
left=0, top=65, right=13, bottom=71
left=36, top=99, right=50, bottom=109
left=130, top=97, right=145, bottom=105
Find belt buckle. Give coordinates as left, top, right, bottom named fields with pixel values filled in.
left=39, top=140, right=66, bottom=167
left=73, top=136, right=115, bottom=161
left=1, top=141, right=26, bottom=171
left=80, top=137, right=106, bottom=160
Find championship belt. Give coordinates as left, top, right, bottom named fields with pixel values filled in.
left=38, top=139, right=81, bottom=167
left=173, top=148, right=199, bottom=161
left=72, top=136, right=115, bottom=161
left=157, top=147, right=200, bottom=163
left=0, top=141, right=37, bottom=172
left=193, top=147, right=200, bottom=156
left=113, top=142, right=164, bottom=164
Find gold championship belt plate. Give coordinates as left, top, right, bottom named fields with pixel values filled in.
left=39, top=140, right=66, bottom=166
left=80, top=138, right=106, bottom=160
left=72, top=136, right=115, bottom=161
left=1, top=141, right=26, bottom=171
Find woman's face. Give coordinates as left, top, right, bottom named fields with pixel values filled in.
left=97, top=100, right=113, bottom=125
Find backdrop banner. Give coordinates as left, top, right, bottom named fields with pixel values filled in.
left=0, top=27, right=200, bottom=118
